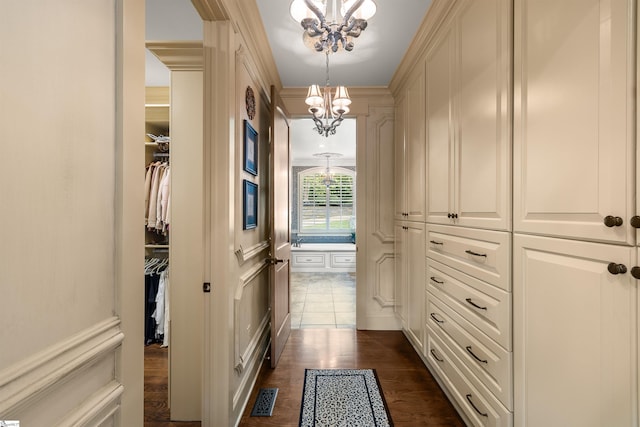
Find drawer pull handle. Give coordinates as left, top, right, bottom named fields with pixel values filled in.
left=466, top=394, right=488, bottom=417
left=465, top=298, right=487, bottom=310
left=465, top=249, right=487, bottom=258
left=430, top=276, right=444, bottom=284
left=631, top=266, right=640, bottom=280
left=466, top=346, right=488, bottom=364
left=430, top=313, right=445, bottom=324
left=430, top=240, right=444, bottom=245
left=430, top=349, right=444, bottom=362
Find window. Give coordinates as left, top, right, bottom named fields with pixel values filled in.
left=299, top=167, right=355, bottom=233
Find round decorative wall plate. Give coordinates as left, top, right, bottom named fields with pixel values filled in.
left=245, top=86, right=256, bottom=120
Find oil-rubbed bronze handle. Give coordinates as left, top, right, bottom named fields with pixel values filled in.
left=607, top=263, right=627, bottom=275
left=430, top=313, right=445, bottom=324
left=604, top=216, right=623, bottom=227
left=465, top=298, right=487, bottom=310
left=430, top=349, right=444, bottom=362
left=466, top=394, right=488, bottom=417
left=430, top=276, right=444, bottom=284
left=466, top=346, right=488, bottom=364
left=430, top=240, right=444, bottom=245
left=631, top=216, right=640, bottom=228
left=631, top=266, right=640, bottom=280
left=465, top=250, right=487, bottom=258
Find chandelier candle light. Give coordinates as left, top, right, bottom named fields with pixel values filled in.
left=290, top=0, right=377, bottom=53
left=306, top=51, right=351, bottom=137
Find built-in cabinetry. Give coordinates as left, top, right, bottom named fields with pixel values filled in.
left=394, top=0, right=513, bottom=425
left=426, top=0, right=511, bottom=231
left=394, top=221, right=425, bottom=351
left=512, top=0, right=638, bottom=425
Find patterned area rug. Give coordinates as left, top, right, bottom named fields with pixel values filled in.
left=299, top=369, right=393, bottom=427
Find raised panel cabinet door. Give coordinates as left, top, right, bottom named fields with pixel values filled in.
left=394, top=94, right=407, bottom=220
left=426, top=28, right=455, bottom=225
left=406, top=221, right=426, bottom=352
left=514, top=0, right=635, bottom=244
left=514, top=234, right=637, bottom=427
left=394, top=222, right=407, bottom=325
left=405, top=64, right=426, bottom=222
left=455, top=0, right=512, bottom=231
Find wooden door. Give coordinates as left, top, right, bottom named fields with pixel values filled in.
left=514, top=234, right=636, bottom=426
left=268, top=85, right=292, bottom=368
left=513, top=0, right=634, bottom=244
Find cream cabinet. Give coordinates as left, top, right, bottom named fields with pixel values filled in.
left=426, top=0, right=512, bottom=231
left=513, top=234, right=637, bottom=426
left=394, top=64, right=426, bottom=223
left=513, top=0, right=635, bottom=245
left=394, top=221, right=425, bottom=352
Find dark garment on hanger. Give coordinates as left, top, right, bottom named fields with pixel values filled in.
left=144, top=273, right=160, bottom=345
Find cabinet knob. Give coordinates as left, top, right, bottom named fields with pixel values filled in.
left=631, top=266, right=640, bottom=280
left=604, top=216, right=623, bottom=227
left=630, top=216, right=640, bottom=228
left=447, top=213, right=452, bottom=218
left=607, top=262, right=627, bottom=275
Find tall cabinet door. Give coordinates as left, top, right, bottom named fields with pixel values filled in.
left=394, top=95, right=407, bottom=221
left=514, top=234, right=637, bottom=426
left=454, top=0, right=511, bottom=231
left=513, top=0, right=635, bottom=244
left=405, top=221, right=425, bottom=352
left=394, top=222, right=407, bottom=325
left=405, top=65, right=426, bottom=223
left=426, top=28, right=454, bottom=224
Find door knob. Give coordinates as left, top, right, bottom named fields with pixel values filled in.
left=631, top=266, right=640, bottom=280
left=607, top=262, right=627, bottom=275
left=604, top=216, right=623, bottom=227
left=630, top=216, right=640, bottom=228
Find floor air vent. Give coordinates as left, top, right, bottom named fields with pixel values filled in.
left=250, top=387, right=278, bottom=417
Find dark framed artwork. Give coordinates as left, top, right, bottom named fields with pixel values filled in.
left=243, top=180, right=258, bottom=230
left=243, top=120, right=258, bottom=176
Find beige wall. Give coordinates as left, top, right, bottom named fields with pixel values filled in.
left=0, top=0, right=144, bottom=425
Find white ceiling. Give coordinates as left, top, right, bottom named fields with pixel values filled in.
left=145, top=0, right=432, bottom=161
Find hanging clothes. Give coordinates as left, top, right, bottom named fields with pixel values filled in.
left=144, top=257, right=169, bottom=345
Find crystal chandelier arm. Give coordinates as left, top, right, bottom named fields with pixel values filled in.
left=339, top=0, right=365, bottom=27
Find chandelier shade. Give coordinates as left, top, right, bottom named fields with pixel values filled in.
left=305, top=53, right=350, bottom=137
left=290, top=0, right=377, bottom=53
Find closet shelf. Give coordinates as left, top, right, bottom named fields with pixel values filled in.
left=145, top=244, right=169, bottom=249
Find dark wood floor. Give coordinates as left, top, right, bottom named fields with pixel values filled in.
left=238, top=329, right=466, bottom=426
left=145, top=344, right=200, bottom=427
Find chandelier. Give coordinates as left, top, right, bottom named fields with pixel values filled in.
left=314, top=152, right=343, bottom=187
left=305, top=52, right=351, bottom=137
left=290, top=0, right=377, bottom=53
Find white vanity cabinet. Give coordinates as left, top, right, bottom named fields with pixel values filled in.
left=426, top=0, right=512, bottom=232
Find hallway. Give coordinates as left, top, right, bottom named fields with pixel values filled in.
left=239, top=329, right=465, bottom=426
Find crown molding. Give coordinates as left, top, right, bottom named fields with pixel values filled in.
left=146, top=41, right=203, bottom=71
left=191, top=0, right=229, bottom=21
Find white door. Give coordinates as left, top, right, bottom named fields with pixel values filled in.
left=513, top=0, right=635, bottom=244
left=514, top=233, right=637, bottom=426
left=268, top=86, right=292, bottom=368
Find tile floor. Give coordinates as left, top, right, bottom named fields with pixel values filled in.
left=290, top=272, right=356, bottom=329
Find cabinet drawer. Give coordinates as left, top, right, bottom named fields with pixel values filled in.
left=292, top=253, right=327, bottom=268
left=427, top=258, right=511, bottom=350
left=427, top=225, right=510, bottom=291
left=427, top=329, right=512, bottom=427
left=427, top=295, right=512, bottom=409
left=330, top=252, right=356, bottom=268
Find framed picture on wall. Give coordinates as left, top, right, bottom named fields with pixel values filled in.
left=243, top=120, right=258, bottom=176
left=243, top=180, right=258, bottom=230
